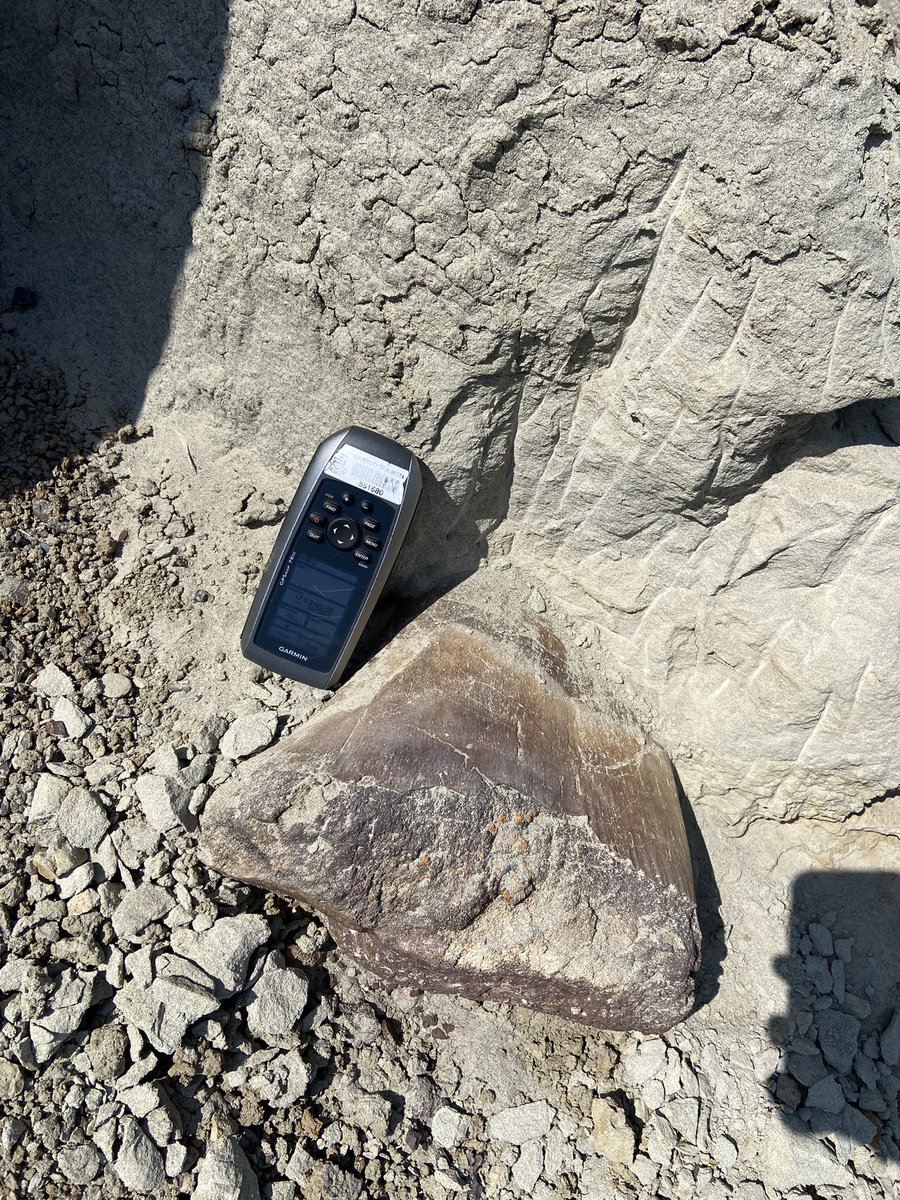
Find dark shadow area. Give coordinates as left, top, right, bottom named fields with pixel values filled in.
left=342, top=459, right=487, bottom=683
left=767, top=871, right=900, bottom=1160
left=0, top=1, right=229, bottom=496
left=675, top=777, right=726, bottom=1014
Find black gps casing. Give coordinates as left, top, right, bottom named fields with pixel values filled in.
left=240, top=426, right=422, bottom=688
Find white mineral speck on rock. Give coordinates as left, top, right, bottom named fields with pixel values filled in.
left=220, top=711, right=278, bottom=761
left=431, top=1105, right=470, bottom=1149
left=52, top=696, right=92, bottom=738
left=34, top=662, right=75, bottom=697
left=488, top=1100, right=554, bottom=1144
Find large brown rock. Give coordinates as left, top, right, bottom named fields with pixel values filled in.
left=201, top=595, right=700, bottom=1032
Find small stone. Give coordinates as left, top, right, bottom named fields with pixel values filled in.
left=284, top=1144, right=312, bottom=1185
left=512, top=1140, right=544, bottom=1189
left=842, top=993, right=871, bottom=1019
left=115, top=970, right=219, bottom=1054
left=0, top=1059, right=24, bottom=1098
left=56, top=788, right=110, bottom=850
left=488, top=1101, right=554, bottom=1145
left=622, top=1038, right=667, bottom=1087
left=52, top=697, right=92, bottom=738
left=808, top=923, right=834, bottom=957
left=58, top=1142, right=101, bottom=1184
left=431, top=1105, right=470, bottom=1149
left=590, top=1096, right=636, bottom=1165
left=806, top=1075, right=845, bottom=1115
left=171, top=914, right=269, bottom=995
left=815, top=1010, right=860, bottom=1074
left=786, top=1050, right=828, bottom=1087
left=86, top=1024, right=130, bottom=1082
left=775, top=1074, right=802, bottom=1107
left=34, top=663, right=75, bottom=698
left=244, top=952, right=309, bottom=1043
left=115, top=1115, right=166, bottom=1193
left=102, top=672, right=133, bottom=699
left=166, top=1142, right=189, bottom=1177
left=191, top=1135, right=261, bottom=1200
left=227, top=1048, right=311, bottom=1109
left=28, top=773, right=71, bottom=829
left=134, top=774, right=194, bottom=833
left=879, top=1009, right=900, bottom=1066
left=220, top=712, right=279, bottom=761
left=112, top=883, right=176, bottom=940
left=144, top=744, right=182, bottom=776
left=833, top=938, right=853, bottom=962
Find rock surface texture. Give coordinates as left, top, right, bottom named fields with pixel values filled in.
left=7, top=0, right=897, bottom=831
left=201, top=595, right=699, bottom=1032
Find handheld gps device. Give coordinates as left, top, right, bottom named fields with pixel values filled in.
left=240, top=426, right=422, bottom=688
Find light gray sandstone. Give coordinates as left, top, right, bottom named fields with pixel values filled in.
left=192, top=1136, right=261, bottom=1200
left=201, top=595, right=699, bottom=1032
left=112, top=883, right=176, bottom=941
left=56, top=787, right=110, bottom=850
left=114, top=1115, right=166, bottom=1194
left=28, top=774, right=70, bottom=830
left=115, top=963, right=219, bottom=1055
left=488, top=1101, right=555, bottom=1145
left=52, top=697, right=91, bottom=738
left=134, top=773, right=194, bottom=833
left=814, top=1010, right=861, bottom=1075
left=171, top=913, right=269, bottom=995
left=220, top=712, right=279, bottom=761
left=431, top=1105, right=470, bottom=1150
left=33, top=663, right=75, bottom=698
left=244, top=952, right=309, bottom=1043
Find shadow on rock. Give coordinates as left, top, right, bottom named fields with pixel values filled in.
left=767, top=871, right=900, bottom=1160
left=675, top=780, right=726, bottom=1016
left=0, top=1, right=228, bottom=495
left=343, top=459, right=487, bottom=682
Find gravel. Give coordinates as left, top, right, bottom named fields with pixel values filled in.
left=2, top=341, right=898, bottom=1200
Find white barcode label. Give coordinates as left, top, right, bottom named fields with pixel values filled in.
left=324, top=444, right=409, bottom=505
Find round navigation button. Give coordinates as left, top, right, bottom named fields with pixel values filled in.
left=326, top=517, right=360, bottom=550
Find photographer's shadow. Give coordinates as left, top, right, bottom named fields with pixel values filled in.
left=767, top=871, right=900, bottom=1161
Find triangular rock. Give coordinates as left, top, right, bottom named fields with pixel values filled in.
left=201, top=597, right=699, bottom=1031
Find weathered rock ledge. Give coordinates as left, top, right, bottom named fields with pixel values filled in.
left=201, top=595, right=700, bottom=1032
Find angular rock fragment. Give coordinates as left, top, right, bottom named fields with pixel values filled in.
left=171, top=914, right=269, bottom=996
left=114, top=1116, right=166, bottom=1194
left=134, top=774, right=194, bottom=833
left=115, top=961, right=219, bottom=1055
left=201, top=598, right=700, bottom=1032
left=244, top=951, right=308, bottom=1043
left=33, top=662, right=75, bottom=698
left=192, top=1135, right=260, bottom=1200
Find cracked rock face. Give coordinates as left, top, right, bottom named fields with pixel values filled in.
left=7, top=2, right=899, bottom=833
left=201, top=599, right=699, bottom=1032
left=137, top=0, right=898, bottom=831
